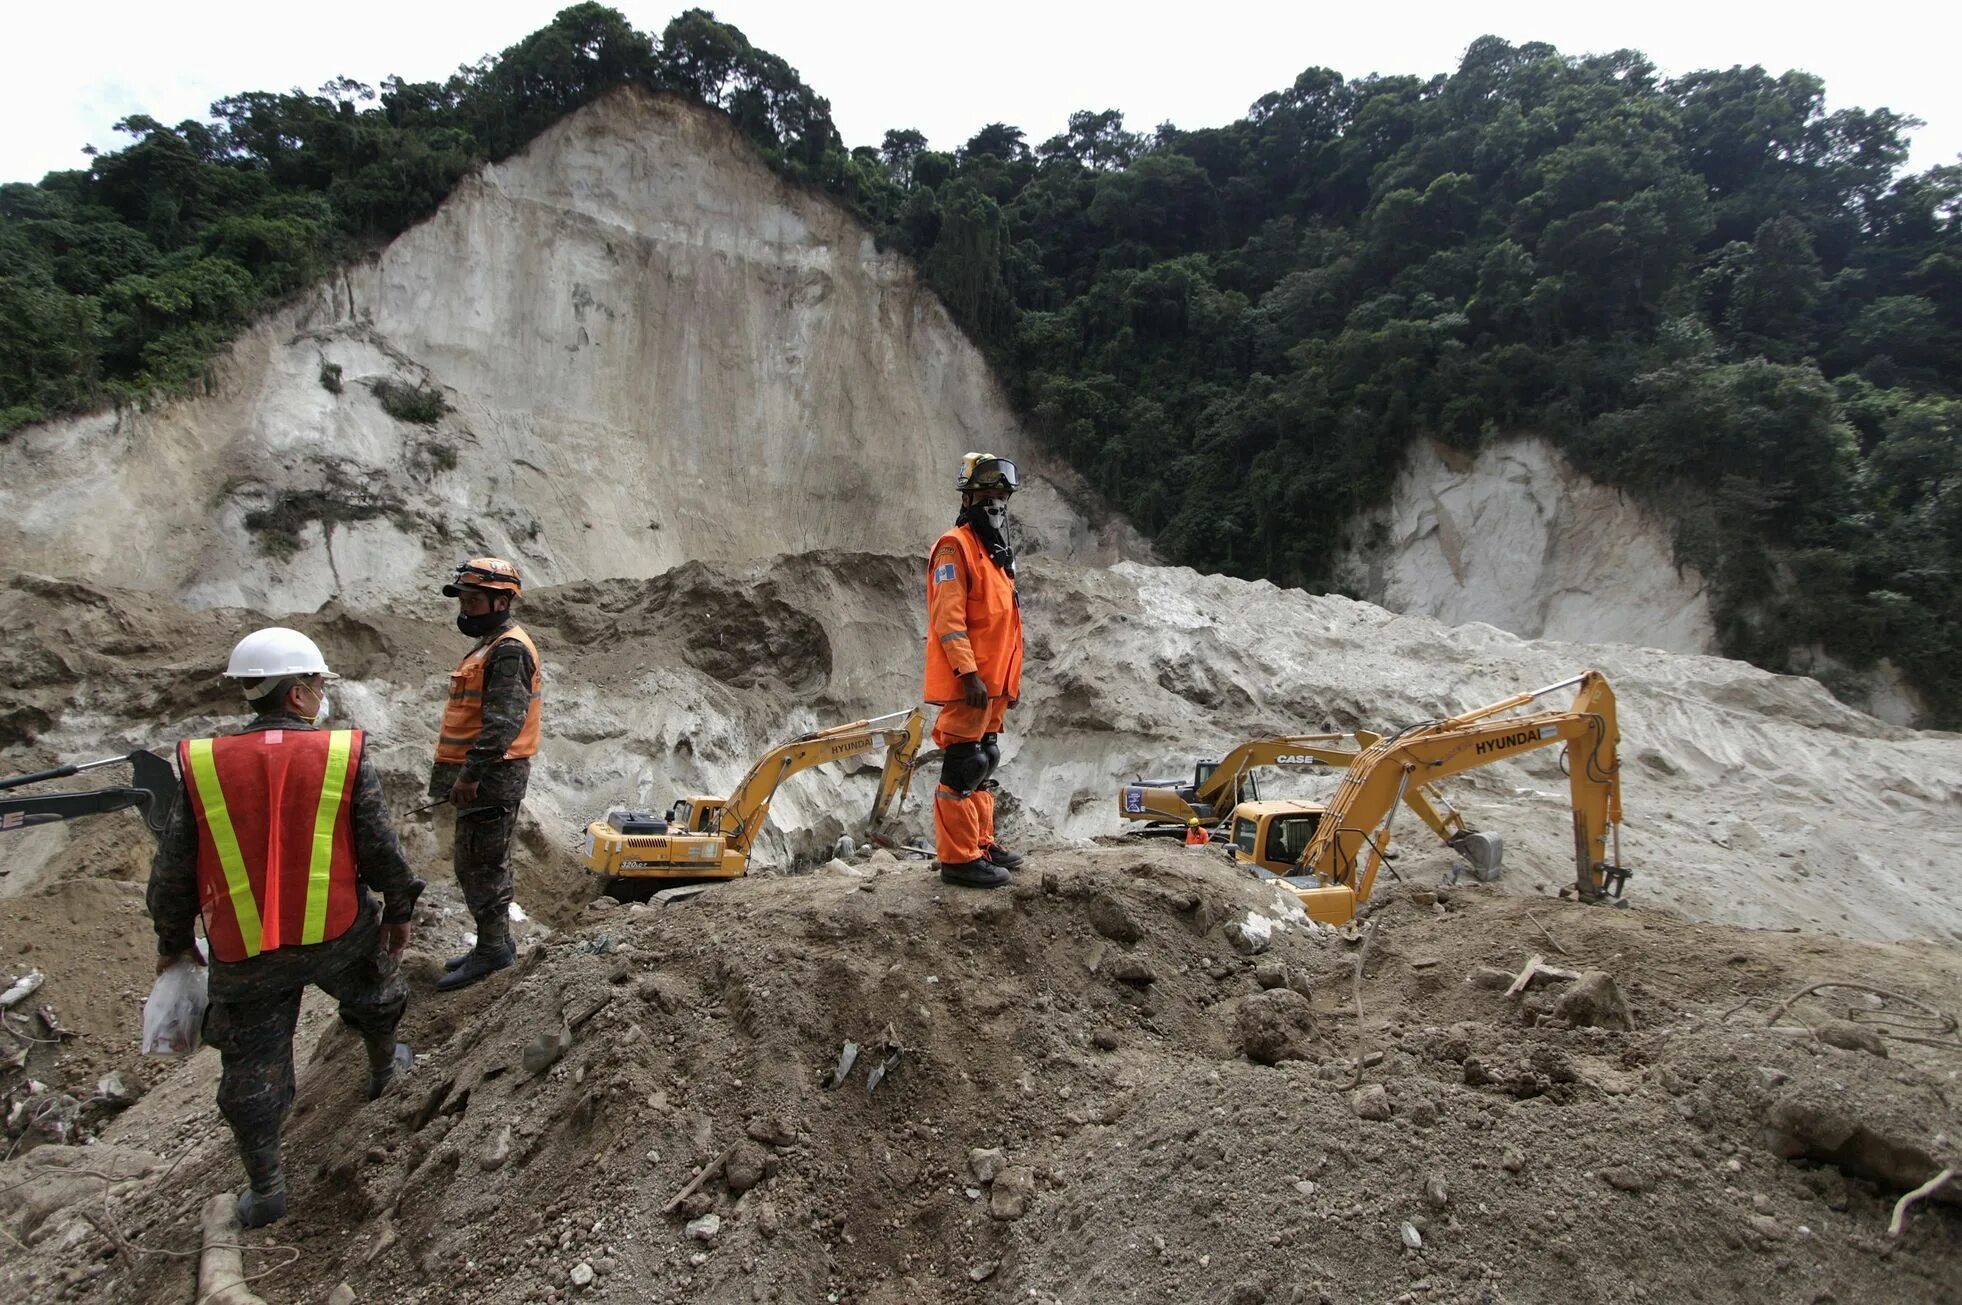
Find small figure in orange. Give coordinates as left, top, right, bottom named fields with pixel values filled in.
left=923, top=454, right=1025, bottom=889
left=1185, top=818, right=1211, bottom=848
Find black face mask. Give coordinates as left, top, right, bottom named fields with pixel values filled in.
left=457, top=610, right=506, bottom=638
left=958, top=499, right=1016, bottom=577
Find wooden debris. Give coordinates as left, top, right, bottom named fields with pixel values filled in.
left=1504, top=954, right=1583, bottom=998
left=663, top=1142, right=739, bottom=1215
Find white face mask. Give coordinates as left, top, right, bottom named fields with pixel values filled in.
left=311, top=693, right=331, bottom=727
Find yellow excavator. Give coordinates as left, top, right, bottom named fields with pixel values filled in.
left=582, top=708, right=925, bottom=894
left=1228, top=671, right=1626, bottom=925
left=1119, top=733, right=1489, bottom=860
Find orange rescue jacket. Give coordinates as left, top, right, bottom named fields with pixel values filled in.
left=435, top=624, right=543, bottom=765
left=924, top=524, right=1023, bottom=705
left=178, top=729, right=365, bottom=963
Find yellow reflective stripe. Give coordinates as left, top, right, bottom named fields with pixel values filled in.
left=185, top=738, right=263, bottom=959
left=302, top=730, right=355, bottom=945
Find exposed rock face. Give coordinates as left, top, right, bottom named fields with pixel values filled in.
left=1338, top=438, right=1715, bottom=655
left=0, top=89, right=1133, bottom=614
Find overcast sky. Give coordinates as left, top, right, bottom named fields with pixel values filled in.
left=4, top=1, right=1956, bottom=186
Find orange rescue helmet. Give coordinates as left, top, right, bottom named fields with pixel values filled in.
left=442, top=557, right=523, bottom=597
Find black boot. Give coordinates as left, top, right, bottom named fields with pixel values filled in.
left=982, top=842, right=1024, bottom=872
left=365, top=1040, right=414, bottom=1100
left=235, top=1135, right=288, bottom=1229
left=436, top=939, right=514, bottom=992
left=939, top=859, right=1009, bottom=889
left=443, top=937, right=515, bottom=972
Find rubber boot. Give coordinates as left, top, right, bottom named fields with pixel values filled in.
left=443, top=936, right=516, bottom=972
left=365, top=1040, right=414, bottom=1100
left=436, top=917, right=515, bottom=992
left=234, top=1134, right=288, bottom=1229
left=982, top=843, right=1024, bottom=872
left=939, top=859, right=1009, bottom=889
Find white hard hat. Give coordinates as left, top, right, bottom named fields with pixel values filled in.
left=224, top=627, right=338, bottom=698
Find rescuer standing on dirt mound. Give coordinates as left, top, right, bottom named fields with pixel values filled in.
left=429, top=557, right=543, bottom=991
left=925, top=453, right=1027, bottom=889
left=147, top=627, right=423, bottom=1229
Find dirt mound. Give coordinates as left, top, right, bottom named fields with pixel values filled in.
left=5, top=846, right=1956, bottom=1304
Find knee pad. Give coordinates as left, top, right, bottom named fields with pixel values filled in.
left=939, top=740, right=990, bottom=795
left=979, top=733, right=1001, bottom=782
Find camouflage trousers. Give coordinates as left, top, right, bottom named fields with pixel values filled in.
left=202, top=932, right=407, bottom=1190
left=454, top=802, right=520, bottom=956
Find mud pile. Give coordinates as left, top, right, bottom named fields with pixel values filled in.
left=4, top=847, right=1958, bottom=1304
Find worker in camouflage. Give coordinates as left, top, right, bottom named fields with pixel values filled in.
left=429, top=558, right=543, bottom=991
left=148, top=627, right=422, bottom=1229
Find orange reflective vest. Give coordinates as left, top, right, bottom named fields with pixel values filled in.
left=435, top=624, right=543, bottom=765
left=178, top=729, right=364, bottom=963
left=924, top=524, right=1023, bottom=705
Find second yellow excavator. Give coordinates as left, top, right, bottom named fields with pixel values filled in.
left=1229, top=671, right=1628, bottom=925
left=582, top=708, right=925, bottom=894
left=1121, top=733, right=1501, bottom=868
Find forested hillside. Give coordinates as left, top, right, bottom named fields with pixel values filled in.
left=2, top=6, right=1956, bottom=722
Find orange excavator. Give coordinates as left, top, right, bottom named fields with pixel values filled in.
left=1228, top=671, right=1627, bottom=925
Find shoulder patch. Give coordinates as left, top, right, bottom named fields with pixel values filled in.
left=933, top=561, right=957, bottom=584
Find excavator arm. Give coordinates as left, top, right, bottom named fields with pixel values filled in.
left=0, top=750, right=177, bottom=839
left=716, top=709, right=926, bottom=856
left=1293, top=672, right=1623, bottom=920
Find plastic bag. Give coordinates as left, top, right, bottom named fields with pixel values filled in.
left=141, top=955, right=209, bottom=1057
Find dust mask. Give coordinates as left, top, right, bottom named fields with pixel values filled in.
left=310, top=693, right=331, bottom=727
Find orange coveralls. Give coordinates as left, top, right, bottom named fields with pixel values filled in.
left=923, top=523, right=1024, bottom=864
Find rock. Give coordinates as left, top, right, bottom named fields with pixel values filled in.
left=685, top=1213, right=721, bottom=1243
left=755, top=1202, right=781, bottom=1238
left=1253, top=961, right=1290, bottom=990
left=635, top=974, right=685, bottom=1013
left=1352, top=1085, right=1393, bottom=1122
left=326, top=1285, right=356, bottom=1305
left=1747, top=1214, right=1785, bottom=1243
left=1092, top=1030, right=1121, bottom=1051
left=1500, top=1147, right=1526, bottom=1174
left=723, top=1141, right=768, bottom=1194
left=570, top=1261, right=596, bottom=1287
left=1107, top=956, right=1156, bottom=986
left=989, top=1166, right=1036, bottom=1220
left=1814, top=1021, right=1887, bottom=1058
left=95, top=1072, right=138, bottom=1107
left=479, top=1125, right=513, bottom=1172
left=1423, top=1175, right=1449, bottom=1210
left=1400, top=1221, right=1423, bottom=1250
left=523, top=1022, right=573, bottom=1076
left=1600, top=1166, right=1648, bottom=1193
left=1551, top=971, right=1634, bottom=1031
left=969, top=1261, right=999, bottom=1283
left=745, top=1114, right=799, bottom=1147
left=679, top=1192, right=714, bottom=1220
left=1085, top=893, right=1142, bottom=944
left=1468, top=966, right=1515, bottom=990
left=1225, top=915, right=1273, bottom=955
left=1041, top=872, right=1060, bottom=895
left=969, top=1147, right=1007, bottom=1184
left=1235, top=988, right=1318, bottom=1065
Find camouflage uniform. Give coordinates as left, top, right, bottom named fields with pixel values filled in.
left=427, top=621, right=534, bottom=959
left=148, top=712, right=423, bottom=1201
